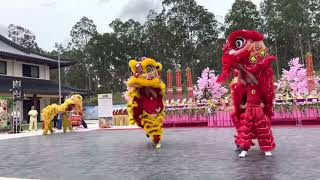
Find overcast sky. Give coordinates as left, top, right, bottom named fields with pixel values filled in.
left=0, top=0, right=261, bottom=51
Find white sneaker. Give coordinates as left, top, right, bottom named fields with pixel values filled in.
left=155, top=143, right=161, bottom=149
left=265, top=151, right=272, bottom=156
left=238, top=150, right=248, bottom=158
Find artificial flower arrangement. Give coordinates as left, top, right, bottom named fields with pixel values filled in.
left=273, top=95, right=320, bottom=113
left=165, top=99, right=218, bottom=116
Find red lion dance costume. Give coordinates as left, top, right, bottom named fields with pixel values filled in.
left=217, top=30, right=276, bottom=157
left=127, top=57, right=165, bottom=149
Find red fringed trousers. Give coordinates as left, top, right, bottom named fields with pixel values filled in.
left=236, top=104, right=275, bottom=151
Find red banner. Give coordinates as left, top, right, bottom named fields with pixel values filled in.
left=175, top=69, right=183, bottom=100
left=167, top=69, right=173, bottom=101
left=186, top=67, right=193, bottom=99
left=305, top=52, right=315, bottom=95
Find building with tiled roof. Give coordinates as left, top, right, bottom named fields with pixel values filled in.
left=0, top=34, right=89, bottom=122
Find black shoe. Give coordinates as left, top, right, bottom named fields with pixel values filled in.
left=235, top=144, right=241, bottom=152
left=81, top=119, right=88, bottom=128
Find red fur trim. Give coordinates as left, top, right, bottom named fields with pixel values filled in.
left=217, top=54, right=236, bottom=83
left=260, top=143, right=276, bottom=151
left=236, top=105, right=276, bottom=151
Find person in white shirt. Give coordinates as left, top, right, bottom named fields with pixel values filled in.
left=28, top=106, right=38, bottom=131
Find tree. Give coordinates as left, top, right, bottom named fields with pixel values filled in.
left=261, top=0, right=320, bottom=71
left=194, top=67, right=228, bottom=101
left=67, top=16, right=98, bottom=90
left=54, top=1, right=222, bottom=95
left=8, top=24, right=39, bottom=50
left=224, top=0, right=262, bottom=36
left=122, top=78, right=131, bottom=102
left=84, top=19, right=146, bottom=93
left=144, top=10, right=177, bottom=84
left=82, top=18, right=145, bottom=93
left=49, top=43, right=67, bottom=85
left=144, top=0, right=220, bottom=86
left=85, top=33, right=120, bottom=92
left=162, top=0, right=219, bottom=67
left=48, top=43, right=90, bottom=90
left=61, top=1, right=223, bottom=94
left=109, top=18, right=147, bottom=60
left=70, top=16, right=98, bottom=50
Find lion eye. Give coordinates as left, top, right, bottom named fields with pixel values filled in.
left=147, top=66, right=154, bottom=73
left=234, top=38, right=245, bottom=49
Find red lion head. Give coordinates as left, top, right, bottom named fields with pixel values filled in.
left=217, top=30, right=275, bottom=83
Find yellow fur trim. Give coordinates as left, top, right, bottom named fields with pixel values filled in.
left=140, top=110, right=165, bottom=141
left=127, top=78, right=166, bottom=91
left=129, top=60, right=138, bottom=73
left=129, top=58, right=162, bottom=73
left=140, top=58, right=162, bottom=72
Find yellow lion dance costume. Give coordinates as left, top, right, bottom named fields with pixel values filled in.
left=127, top=57, right=165, bottom=148
left=42, top=94, right=83, bottom=135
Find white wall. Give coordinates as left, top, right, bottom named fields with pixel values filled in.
left=0, top=58, right=50, bottom=80
left=44, top=65, right=50, bottom=80
left=13, top=60, right=22, bottom=77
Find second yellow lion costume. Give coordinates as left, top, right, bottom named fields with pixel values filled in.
left=42, top=94, right=83, bottom=135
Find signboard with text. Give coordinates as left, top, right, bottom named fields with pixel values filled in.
left=98, top=94, right=113, bottom=118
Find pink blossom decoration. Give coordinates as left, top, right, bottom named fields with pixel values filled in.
left=276, top=57, right=320, bottom=97
left=194, top=67, right=228, bottom=101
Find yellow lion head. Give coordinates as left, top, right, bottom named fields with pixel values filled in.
left=60, top=94, right=83, bottom=114
left=127, top=57, right=165, bottom=91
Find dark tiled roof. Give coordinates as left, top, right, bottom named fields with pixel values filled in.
left=0, top=35, right=76, bottom=69
left=0, top=75, right=90, bottom=95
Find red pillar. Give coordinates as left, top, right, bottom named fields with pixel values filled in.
left=305, top=52, right=315, bottom=95
left=175, top=69, right=183, bottom=101
left=167, top=69, right=173, bottom=101
left=186, top=67, right=193, bottom=99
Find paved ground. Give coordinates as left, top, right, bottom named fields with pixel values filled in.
left=0, top=127, right=320, bottom=180
left=0, top=124, right=138, bottom=140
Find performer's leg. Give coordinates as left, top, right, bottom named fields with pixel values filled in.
left=142, top=117, right=163, bottom=148
left=34, top=119, right=37, bottom=130
left=153, top=135, right=161, bottom=148
left=28, top=119, right=32, bottom=131
left=31, top=119, right=34, bottom=130
left=48, top=122, right=54, bottom=134
left=236, top=111, right=255, bottom=157
left=231, top=112, right=241, bottom=151
left=69, top=122, right=73, bottom=131
left=31, top=119, right=35, bottom=130
left=230, top=80, right=246, bottom=148
left=43, top=122, right=48, bottom=135
left=82, top=119, right=88, bottom=128
left=62, top=119, right=67, bottom=133
left=255, top=111, right=276, bottom=155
